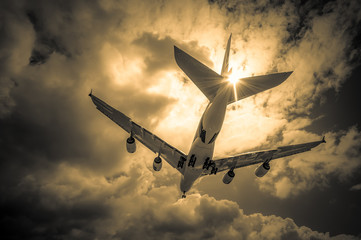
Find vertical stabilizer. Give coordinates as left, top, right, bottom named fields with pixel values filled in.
left=221, top=34, right=232, bottom=76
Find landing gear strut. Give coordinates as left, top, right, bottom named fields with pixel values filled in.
left=188, top=154, right=196, bottom=167
left=177, top=156, right=186, bottom=169
left=202, top=157, right=210, bottom=169
left=181, top=191, right=186, bottom=198
left=210, top=166, right=218, bottom=175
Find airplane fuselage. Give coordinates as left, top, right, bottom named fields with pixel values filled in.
left=180, top=86, right=232, bottom=194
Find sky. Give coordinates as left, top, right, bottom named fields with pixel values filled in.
left=1, top=0, right=361, bottom=239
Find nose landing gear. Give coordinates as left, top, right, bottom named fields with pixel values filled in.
left=181, top=191, right=186, bottom=198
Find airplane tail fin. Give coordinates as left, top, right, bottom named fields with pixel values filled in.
left=221, top=34, right=232, bottom=76
left=174, top=36, right=293, bottom=104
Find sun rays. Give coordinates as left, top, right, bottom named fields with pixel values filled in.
left=226, top=71, right=240, bottom=102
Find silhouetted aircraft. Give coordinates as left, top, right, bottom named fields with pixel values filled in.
left=89, top=34, right=325, bottom=198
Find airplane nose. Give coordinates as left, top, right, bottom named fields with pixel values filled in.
left=180, top=176, right=191, bottom=193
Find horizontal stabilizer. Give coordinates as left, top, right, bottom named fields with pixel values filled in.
left=174, top=46, right=224, bottom=102
left=230, top=71, right=293, bottom=104
left=174, top=45, right=293, bottom=104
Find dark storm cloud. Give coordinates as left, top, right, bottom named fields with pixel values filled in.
left=350, top=183, right=361, bottom=191
left=0, top=1, right=182, bottom=238
left=27, top=9, right=71, bottom=65
left=0, top=2, right=34, bottom=117
left=4, top=160, right=352, bottom=240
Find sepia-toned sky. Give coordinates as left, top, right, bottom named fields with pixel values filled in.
left=1, top=0, right=361, bottom=239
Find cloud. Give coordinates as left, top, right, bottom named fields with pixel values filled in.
left=190, top=0, right=361, bottom=200
left=1, top=0, right=361, bottom=238
left=257, top=126, right=361, bottom=198
left=2, top=162, right=358, bottom=240
left=0, top=1, right=35, bottom=117
left=350, top=183, right=361, bottom=191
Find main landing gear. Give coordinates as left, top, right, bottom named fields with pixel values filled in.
left=178, top=155, right=197, bottom=169
left=188, top=154, right=196, bottom=167
left=177, top=156, right=186, bottom=169
left=202, top=157, right=218, bottom=175
left=182, top=191, right=186, bottom=198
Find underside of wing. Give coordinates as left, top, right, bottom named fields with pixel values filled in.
left=212, top=138, right=325, bottom=174
left=228, top=71, right=293, bottom=104
left=213, top=149, right=277, bottom=174
left=89, top=93, right=186, bottom=174
left=174, top=46, right=224, bottom=102
left=130, top=122, right=186, bottom=173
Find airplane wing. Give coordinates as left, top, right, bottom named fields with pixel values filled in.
left=89, top=93, right=187, bottom=174
left=206, top=138, right=326, bottom=175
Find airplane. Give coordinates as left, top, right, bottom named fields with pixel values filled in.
left=89, top=34, right=326, bottom=198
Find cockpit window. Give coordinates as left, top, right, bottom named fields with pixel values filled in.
left=208, top=132, right=219, bottom=144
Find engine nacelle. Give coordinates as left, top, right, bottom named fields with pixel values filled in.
left=222, top=170, right=235, bottom=184
left=153, top=156, right=162, bottom=171
left=126, top=137, right=136, bottom=153
left=255, top=162, right=270, bottom=177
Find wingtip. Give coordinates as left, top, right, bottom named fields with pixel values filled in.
left=88, top=89, right=92, bottom=97
left=174, top=45, right=181, bottom=55
left=322, top=136, right=326, bottom=143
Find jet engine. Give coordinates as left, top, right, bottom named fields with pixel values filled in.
left=255, top=162, right=270, bottom=177
left=222, top=170, right=235, bottom=184
left=126, top=137, right=136, bottom=153
left=153, top=156, right=162, bottom=171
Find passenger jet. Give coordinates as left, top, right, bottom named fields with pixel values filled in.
left=89, top=34, right=325, bottom=198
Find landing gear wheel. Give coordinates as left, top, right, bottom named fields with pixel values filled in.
left=181, top=191, right=186, bottom=198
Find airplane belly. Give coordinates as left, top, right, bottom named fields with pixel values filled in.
left=180, top=138, right=214, bottom=192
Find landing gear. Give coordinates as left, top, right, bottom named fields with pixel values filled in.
left=203, top=159, right=217, bottom=174
left=177, top=160, right=184, bottom=169
left=206, top=160, right=215, bottom=170
left=210, top=166, right=218, bottom=175
left=202, top=157, right=210, bottom=169
left=181, top=191, right=186, bottom=198
left=188, top=154, right=196, bottom=167
left=177, top=156, right=186, bottom=169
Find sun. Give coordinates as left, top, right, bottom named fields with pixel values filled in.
left=227, top=71, right=239, bottom=84
left=225, top=71, right=239, bottom=102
